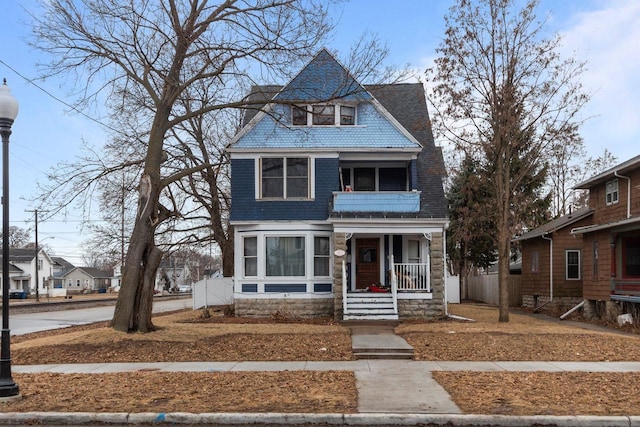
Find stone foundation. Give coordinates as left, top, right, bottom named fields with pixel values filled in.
left=522, top=295, right=583, bottom=315
left=235, top=298, right=334, bottom=318
left=583, top=299, right=640, bottom=324
left=397, top=299, right=445, bottom=320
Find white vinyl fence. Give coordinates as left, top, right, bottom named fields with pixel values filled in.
left=193, top=277, right=234, bottom=310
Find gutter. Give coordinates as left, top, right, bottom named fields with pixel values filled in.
left=614, top=171, right=631, bottom=219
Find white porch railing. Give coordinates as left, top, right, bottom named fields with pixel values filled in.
left=392, top=261, right=430, bottom=292
left=389, top=256, right=398, bottom=314
left=342, top=260, right=348, bottom=315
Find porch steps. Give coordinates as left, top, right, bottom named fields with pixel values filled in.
left=343, top=292, right=398, bottom=321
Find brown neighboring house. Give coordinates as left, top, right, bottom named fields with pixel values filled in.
left=571, top=154, right=640, bottom=321
left=514, top=207, right=593, bottom=310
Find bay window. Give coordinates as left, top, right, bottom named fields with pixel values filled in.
left=266, top=236, right=305, bottom=276
left=314, top=236, right=330, bottom=276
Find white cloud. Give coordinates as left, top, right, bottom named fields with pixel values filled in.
left=559, top=1, right=640, bottom=160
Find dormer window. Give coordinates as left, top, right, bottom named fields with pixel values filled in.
left=292, top=104, right=356, bottom=126
left=606, top=179, right=619, bottom=205
left=292, top=106, right=307, bottom=125
left=312, top=105, right=334, bottom=125
left=340, top=106, right=355, bottom=125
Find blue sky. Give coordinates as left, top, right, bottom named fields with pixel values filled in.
left=1, top=0, right=639, bottom=264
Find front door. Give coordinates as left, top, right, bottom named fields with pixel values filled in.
left=355, top=238, right=380, bottom=289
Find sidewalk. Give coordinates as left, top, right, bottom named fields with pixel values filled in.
left=11, top=360, right=640, bottom=426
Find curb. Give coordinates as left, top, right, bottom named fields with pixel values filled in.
left=0, top=412, right=637, bottom=426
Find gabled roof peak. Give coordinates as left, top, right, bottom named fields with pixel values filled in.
left=273, top=48, right=371, bottom=103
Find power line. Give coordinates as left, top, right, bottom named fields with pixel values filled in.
left=0, top=59, right=122, bottom=135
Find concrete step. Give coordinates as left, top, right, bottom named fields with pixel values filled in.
left=353, top=352, right=413, bottom=360
left=343, top=313, right=399, bottom=321
left=346, top=296, right=394, bottom=304
left=347, top=303, right=395, bottom=310
left=347, top=308, right=396, bottom=315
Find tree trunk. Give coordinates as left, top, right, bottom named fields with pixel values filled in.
left=497, top=225, right=510, bottom=322
left=111, top=116, right=168, bottom=333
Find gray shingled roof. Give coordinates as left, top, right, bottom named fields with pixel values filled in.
left=513, top=207, right=594, bottom=241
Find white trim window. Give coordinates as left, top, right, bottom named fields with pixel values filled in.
left=606, top=179, right=619, bottom=205
left=260, top=157, right=309, bottom=199
left=266, top=236, right=305, bottom=277
left=292, top=104, right=356, bottom=126
left=531, top=251, right=539, bottom=274
left=313, top=236, right=330, bottom=277
left=243, top=236, right=258, bottom=277
left=566, top=249, right=581, bottom=280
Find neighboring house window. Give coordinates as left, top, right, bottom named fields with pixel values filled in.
left=38, top=259, right=43, bottom=270
left=76, top=279, right=80, bottom=287
left=312, top=105, right=335, bottom=125
left=243, top=237, right=258, bottom=277
left=260, top=157, right=309, bottom=199
left=623, top=239, right=640, bottom=277
left=606, top=179, right=619, bottom=205
left=531, top=251, right=539, bottom=274
left=340, top=106, right=355, bottom=125
left=266, top=236, right=305, bottom=276
left=314, top=236, right=330, bottom=277
left=566, top=250, right=581, bottom=280
left=592, top=240, right=599, bottom=279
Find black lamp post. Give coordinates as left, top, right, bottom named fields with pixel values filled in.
left=0, top=78, right=20, bottom=398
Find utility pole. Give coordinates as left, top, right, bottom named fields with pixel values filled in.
left=26, top=209, right=48, bottom=302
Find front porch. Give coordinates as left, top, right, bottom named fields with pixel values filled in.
left=333, top=231, right=446, bottom=321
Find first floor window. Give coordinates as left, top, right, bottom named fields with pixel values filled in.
left=566, top=250, right=581, bottom=280
left=314, top=236, right=330, bottom=276
left=244, top=237, right=257, bottom=277
left=266, top=236, right=305, bottom=276
left=408, top=239, right=421, bottom=264
left=592, top=240, right=599, bottom=278
left=531, top=251, right=539, bottom=273
left=624, top=239, right=640, bottom=277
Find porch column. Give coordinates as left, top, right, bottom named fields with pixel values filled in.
left=333, top=232, right=347, bottom=321
left=430, top=232, right=446, bottom=314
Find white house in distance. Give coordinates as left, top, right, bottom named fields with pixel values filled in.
left=62, top=267, right=113, bottom=293
left=3, top=248, right=56, bottom=296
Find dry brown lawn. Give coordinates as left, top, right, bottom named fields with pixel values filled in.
left=5, top=303, right=640, bottom=416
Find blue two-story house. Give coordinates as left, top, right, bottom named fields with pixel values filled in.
left=228, top=49, right=449, bottom=320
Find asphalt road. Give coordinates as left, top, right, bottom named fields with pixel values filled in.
left=7, top=297, right=192, bottom=335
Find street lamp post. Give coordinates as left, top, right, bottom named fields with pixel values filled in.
left=0, top=79, right=20, bottom=398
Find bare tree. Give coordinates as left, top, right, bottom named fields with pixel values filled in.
left=2, top=226, right=31, bottom=248
left=31, top=0, right=339, bottom=332
left=428, top=0, right=589, bottom=321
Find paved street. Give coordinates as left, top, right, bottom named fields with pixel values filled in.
left=8, top=297, right=192, bottom=335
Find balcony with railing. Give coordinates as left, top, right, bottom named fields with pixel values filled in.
left=331, top=191, right=421, bottom=214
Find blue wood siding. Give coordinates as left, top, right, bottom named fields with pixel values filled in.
left=265, top=284, right=307, bottom=293
left=230, top=157, right=339, bottom=221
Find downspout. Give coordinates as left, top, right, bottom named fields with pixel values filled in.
left=614, top=171, right=631, bottom=219
left=443, top=223, right=449, bottom=316
left=541, top=233, right=553, bottom=304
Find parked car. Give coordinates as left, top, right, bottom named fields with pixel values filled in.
left=178, top=285, right=192, bottom=293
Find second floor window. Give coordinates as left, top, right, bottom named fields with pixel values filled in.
left=606, top=179, right=619, bottom=205
left=260, top=157, right=309, bottom=199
